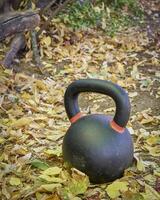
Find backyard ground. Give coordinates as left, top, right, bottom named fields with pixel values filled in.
left=0, top=1, right=160, bottom=200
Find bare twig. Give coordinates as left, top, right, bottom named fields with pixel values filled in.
left=30, top=30, right=41, bottom=66
left=37, top=0, right=73, bottom=37
left=28, top=0, right=41, bottom=68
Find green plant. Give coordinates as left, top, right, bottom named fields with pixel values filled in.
left=59, top=1, right=103, bottom=30
left=58, top=0, right=144, bottom=35
left=97, top=0, right=143, bottom=16
left=114, top=0, right=143, bottom=17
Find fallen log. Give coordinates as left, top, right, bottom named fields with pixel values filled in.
left=0, top=10, right=40, bottom=41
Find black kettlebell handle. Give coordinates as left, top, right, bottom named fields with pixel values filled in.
left=64, top=79, right=130, bottom=130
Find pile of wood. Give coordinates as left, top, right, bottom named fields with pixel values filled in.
left=0, top=0, right=72, bottom=68
left=0, top=10, right=40, bottom=68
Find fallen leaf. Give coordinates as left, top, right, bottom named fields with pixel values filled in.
left=44, top=147, right=62, bottom=157
left=31, top=159, right=49, bottom=170
left=66, top=176, right=89, bottom=196
left=117, top=62, right=125, bottom=76
left=145, top=146, right=160, bottom=157
left=0, top=136, right=5, bottom=144
left=142, top=183, right=160, bottom=200
left=9, top=177, right=21, bottom=186
left=106, top=180, right=129, bottom=198
left=146, top=136, right=160, bottom=146
left=137, top=158, right=146, bottom=172
left=11, top=117, right=32, bottom=128
left=39, top=183, right=62, bottom=192
left=43, top=167, right=62, bottom=176
left=41, top=36, right=52, bottom=46
left=2, top=184, right=11, bottom=199
left=39, top=174, right=64, bottom=183
left=129, top=92, right=138, bottom=98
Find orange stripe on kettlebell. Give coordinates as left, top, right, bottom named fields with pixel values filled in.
left=70, top=112, right=82, bottom=123
left=110, top=120, right=125, bottom=133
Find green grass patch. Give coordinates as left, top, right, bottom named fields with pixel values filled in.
left=58, top=0, right=144, bottom=36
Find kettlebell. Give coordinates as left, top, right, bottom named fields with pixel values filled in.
left=62, top=79, right=134, bottom=184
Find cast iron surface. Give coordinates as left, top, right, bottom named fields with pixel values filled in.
left=64, top=79, right=130, bottom=127
left=63, top=114, right=133, bottom=183
left=63, top=79, right=134, bottom=183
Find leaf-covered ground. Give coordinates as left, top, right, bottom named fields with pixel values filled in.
left=0, top=5, right=160, bottom=200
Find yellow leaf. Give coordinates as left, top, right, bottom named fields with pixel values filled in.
left=35, top=80, right=47, bottom=90
left=4, top=69, right=12, bottom=75
left=11, top=117, right=32, bottom=128
left=106, top=180, right=129, bottom=199
left=41, top=36, right=52, bottom=46
left=44, top=49, right=53, bottom=59
left=35, top=192, right=43, bottom=200
left=117, top=62, right=125, bottom=76
left=29, top=122, right=42, bottom=129
left=39, top=174, right=64, bottom=183
left=66, top=175, right=89, bottom=196
left=31, top=2, right=36, bottom=9
left=2, top=185, right=11, bottom=199
left=137, top=158, right=145, bottom=172
left=21, top=92, right=31, bottom=100
left=28, top=99, right=37, bottom=106
left=43, top=167, right=62, bottom=176
left=142, top=183, right=160, bottom=200
left=117, top=80, right=126, bottom=88
left=148, top=146, right=160, bottom=157
left=44, top=147, right=62, bottom=157
left=154, top=169, right=160, bottom=177
left=146, top=136, right=160, bottom=146
left=39, top=183, right=61, bottom=192
left=14, top=146, right=28, bottom=156
left=141, top=117, right=154, bottom=124
left=9, top=177, right=21, bottom=186
left=131, top=65, right=139, bottom=80
left=144, top=174, right=156, bottom=184
left=0, top=137, right=5, bottom=144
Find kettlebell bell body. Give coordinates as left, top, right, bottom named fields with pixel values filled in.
left=63, top=79, right=134, bottom=184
